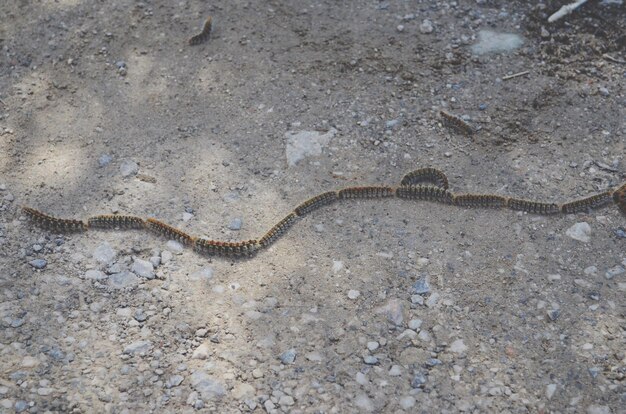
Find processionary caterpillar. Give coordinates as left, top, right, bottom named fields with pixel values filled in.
left=338, top=186, right=395, bottom=199
left=259, top=213, right=298, bottom=248
left=145, top=218, right=195, bottom=245
left=22, top=206, right=86, bottom=232
left=507, top=198, right=560, bottom=215
left=194, top=239, right=259, bottom=257
left=454, top=194, right=508, bottom=209
left=88, top=215, right=146, bottom=229
left=440, top=110, right=474, bottom=136
left=294, top=191, right=338, bottom=217
left=613, top=183, right=626, bottom=214
left=188, top=16, right=212, bottom=46
left=560, top=191, right=614, bottom=214
left=400, top=168, right=449, bottom=189
left=396, top=185, right=454, bottom=204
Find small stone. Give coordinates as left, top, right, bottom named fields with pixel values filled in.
left=98, top=154, right=112, bottom=167
left=109, top=271, right=140, bottom=289
left=597, top=87, right=609, bottom=97
left=161, top=250, right=173, bottom=263
left=566, top=222, right=591, bottom=243
left=182, top=212, right=194, bottom=222
left=410, top=372, right=427, bottom=388
left=586, top=405, right=610, bottom=414
left=189, top=267, right=214, bottom=282
left=14, top=401, right=28, bottom=413
left=252, top=368, right=263, bottom=379
left=376, top=298, right=405, bottom=325
left=547, top=309, right=560, bottom=321
left=546, top=383, right=557, bottom=399
left=29, top=259, right=47, bottom=269
left=388, top=365, right=402, bottom=376
left=131, top=258, right=155, bottom=279
left=366, top=341, right=379, bottom=351
left=279, top=395, right=295, bottom=407
left=149, top=256, right=160, bottom=267
left=85, top=269, right=107, bottom=280
left=363, top=355, right=378, bottom=365
left=354, top=394, right=374, bottom=412
left=305, top=351, right=323, bottom=362
left=419, top=19, right=434, bottom=34
left=166, top=375, right=184, bottom=388
left=332, top=260, right=344, bottom=273
left=412, top=278, right=430, bottom=294
left=120, top=160, right=139, bottom=177
left=93, top=242, right=116, bottom=264
left=133, top=309, right=147, bottom=322
left=418, top=330, right=431, bottom=342
left=355, top=372, right=368, bottom=385
left=190, top=371, right=226, bottom=400
left=408, top=319, right=422, bottom=330
left=605, top=265, right=624, bottom=280
left=547, top=274, right=561, bottom=282
left=399, top=396, right=416, bottom=409
left=396, top=24, right=404, bottom=32
left=540, top=26, right=550, bottom=38
left=192, top=343, right=211, bottom=360
left=232, top=383, right=255, bottom=400
left=479, top=103, right=488, bottom=110
left=166, top=240, right=184, bottom=254
left=32, top=244, right=42, bottom=252
left=228, top=218, right=242, bottom=230
left=449, top=339, right=468, bottom=355
left=426, top=292, right=440, bottom=307
left=21, top=356, right=39, bottom=367
left=410, top=295, right=424, bottom=305
left=123, top=340, right=152, bottom=355
left=279, top=348, right=297, bottom=364
left=347, top=289, right=360, bottom=299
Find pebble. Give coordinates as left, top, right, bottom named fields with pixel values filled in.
left=29, top=259, right=47, bottom=269
left=584, top=266, right=598, bottom=275
left=192, top=343, right=211, bottom=360
left=597, top=87, right=609, bottom=97
left=133, top=309, right=147, bottom=322
left=355, top=372, right=368, bottom=385
left=399, top=396, right=416, bottom=409
left=426, top=292, right=440, bottom=308
left=386, top=119, right=399, bottom=128
left=14, top=400, right=28, bottom=412
left=546, top=383, right=557, bottom=399
left=120, top=160, right=139, bottom=177
left=347, top=289, right=360, bottom=299
left=586, top=405, right=610, bottom=414
left=93, top=242, right=116, bottom=264
left=332, top=260, right=344, bottom=273
left=419, top=19, right=434, bottom=34
left=228, top=218, right=242, bottom=230
left=547, top=309, right=560, bottom=321
left=354, top=394, right=374, bottom=412
left=366, top=341, right=379, bottom=351
left=613, top=227, right=626, bottom=238
left=232, top=383, right=255, bottom=400
left=189, top=267, right=214, bottom=282
left=161, top=250, right=173, bottom=263
left=388, top=365, right=402, bottom=376
left=182, top=212, right=193, bottom=222
left=84, top=270, right=107, bottom=280
left=363, top=355, right=378, bottom=365
left=109, top=271, right=140, bottom=289
left=396, top=24, right=404, bottom=33
left=411, top=278, right=430, bottom=294
left=285, top=128, right=337, bottom=167
left=471, top=30, right=524, bottom=55
left=166, top=240, right=184, bottom=254
left=408, top=319, right=422, bottom=331
left=149, top=256, right=160, bottom=267
left=410, top=295, right=424, bottom=305
left=305, top=351, right=323, bottom=362
left=604, top=265, right=624, bottom=280
left=411, top=372, right=427, bottom=388
left=566, top=222, right=591, bottom=243
left=131, top=258, right=155, bottom=279
left=449, top=339, right=468, bottom=355
left=123, top=340, right=152, bottom=355
left=32, top=244, right=42, bottom=252
left=279, top=349, right=297, bottom=364
left=190, top=371, right=226, bottom=400
left=98, top=154, right=112, bottom=167
left=166, top=375, right=184, bottom=388
left=279, top=395, right=295, bottom=407
left=376, top=299, right=404, bottom=325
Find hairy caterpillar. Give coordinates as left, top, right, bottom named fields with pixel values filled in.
left=88, top=215, right=146, bottom=229
left=400, top=168, right=449, bottom=189
left=338, top=186, right=395, bottom=199
left=294, top=191, right=338, bottom=217
left=145, top=218, right=195, bottom=245
left=454, top=194, right=508, bottom=209
left=22, top=206, right=86, bottom=232
left=188, top=16, right=212, bottom=46
left=507, top=198, right=560, bottom=215
left=259, top=213, right=298, bottom=248
left=560, top=191, right=614, bottom=214
left=396, top=185, right=454, bottom=204
left=613, top=183, right=626, bottom=214
left=194, top=239, right=259, bottom=257
left=440, top=110, right=474, bottom=136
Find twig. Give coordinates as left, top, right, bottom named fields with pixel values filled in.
left=502, top=71, right=530, bottom=81
left=548, top=0, right=588, bottom=23
left=603, top=54, right=626, bottom=64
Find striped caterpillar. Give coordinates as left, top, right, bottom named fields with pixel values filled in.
left=507, top=198, right=560, bottom=215
left=145, top=218, right=195, bottom=245
left=440, top=110, right=474, bottom=136
left=194, top=239, right=259, bottom=257
left=259, top=213, right=298, bottom=248
left=561, top=191, right=614, bottom=214
left=614, top=183, right=626, bottom=214
left=396, top=185, right=454, bottom=204
left=294, top=191, right=338, bottom=217
left=188, top=16, right=212, bottom=46
left=338, top=186, right=395, bottom=199
left=454, top=194, right=508, bottom=209
left=88, top=215, right=145, bottom=229
left=400, top=168, right=449, bottom=189
left=22, top=206, right=86, bottom=232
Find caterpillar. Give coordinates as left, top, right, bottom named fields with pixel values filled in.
left=22, top=206, right=86, bottom=232
left=294, top=191, right=338, bottom=217
left=338, top=186, right=395, bottom=199
left=88, top=215, right=146, bottom=229
left=188, top=16, right=212, bottom=46
left=440, top=110, right=474, bottom=136
left=613, top=183, right=626, bottom=214
left=454, top=194, right=508, bottom=209
left=507, top=198, right=560, bottom=215
left=145, top=218, right=195, bottom=245
left=396, top=185, right=454, bottom=204
left=259, top=213, right=298, bottom=248
left=560, top=191, right=614, bottom=214
left=400, top=168, right=449, bottom=189
left=194, top=239, right=259, bottom=257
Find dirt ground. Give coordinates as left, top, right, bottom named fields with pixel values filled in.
left=0, top=1, right=625, bottom=413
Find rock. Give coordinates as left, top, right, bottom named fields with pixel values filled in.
left=28, top=259, right=47, bottom=269
left=547, top=309, right=560, bottom=321
left=305, top=351, right=323, bottom=362
left=182, top=212, right=193, bottom=222
left=366, top=341, right=379, bottom=351
left=228, top=218, right=242, bottom=230
left=189, top=267, right=214, bottom=282
left=363, top=355, right=378, bottom=365
left=166, top=240, right=184, bottom=254
left=566, top=222, right=591, bottom=243
left=597, top=87, right=609, bottom=97
left=166, top=375, right=184, bottom=388
left=14, top=401, right=28, bottom=413
left=161, top=250, right=173, bottom=263
left=109, top=271, right=140, bottom=289
left=123, top=340, right=152, bottom=355
left=279, top=348, right=297, bottom=364
left=586, top=405, right=610, bottom=414
left=149, top=256, right=160, bottom=267
left=21, top=356, right=39, bottom=368
left=546, top=383, right=557, bottom=399
left=376, top=299, right=405, bottom=325
left=192, top=343, right=211, bottom=360
left=285, top=128, right=337, bottom=167
left=354, top=394, right=374, bottom=412
left=399, top=396, right=416, bottom=409
left=471, top=30, right=524, bottom=55
left=279, top=395, right=295, bottom=407
left=131, top=258, right=155, bottom=279
left=98, top=154, right=112, bottom=167
left=605, top=265, right=624, bottom=280
left=386, top=119, right=399, bottom=129
left=426, top=292, right=440, bottom=308
left=332, top=260, right=343, bottom=273
left=355, top=372, right=368, bottom=385
left=347, top=289, right=360, bottom=299
left=410, top=372, right=427, bottom=388
left=584, top=266, right=598, bottom=275
left=133, top=309, right=147, bottom=322
left=408, top=319, right=422, bottom=331
left=93, top=242, right=116, bottom=264
left=84, top=270, right=107, bottom=280
left=190, top=371, right=226, bottom=400
left=396, top=24, right=404, bottom=32
left=120, top=160, right=139, bottom=177
left=232, top=383, right=255, bottom=400
left=389, top=365, right=402, bottom=376
left=419, top=19, right=434, bottom=34
left=449, top=339, right=468, bottom=355
left=412, top=278, right=430, bottom=294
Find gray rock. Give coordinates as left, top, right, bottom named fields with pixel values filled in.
left=189, top=268, right=214, bottom=282
left=120, top=160, right=139, bottom=177
left=419, top=19, right=434, bottom=34
left=15, top=400, right=28, bottom=412
left=605, top=265, right=624, bottom=280
left=192, top=343, right=211, bottom=360
left=166, top=240, right=184, bottom=254
left=363, top=355, right=378, bottom=365
left=98, top=154, right=112, bottom=167
left=161, top=250, right=173, bottom=263
left=182, top=212, right=194, bottom=222
left=149, top=256, right=160, bottom=267
left=449, top=339, right=468, bottom=354
left=123, top=340, right=152, bottom=355
left=376, top=299, right=405, bottom=325
left=84, top=270, right=107, bottom=281
left=93, top=242, right=116, bottom=264
left=385, top=119, right=399, bottom=129
left=597, top=87, right=609, bottom=97
left=411, top=278, right=430, bottom=294
left=354, top=394, right=374, bottom=412
left=471, top=30, right=524, bottom=55
left=190, top=371, right=226, bottom=400
left=228, top=218, right=243, bottom=230
left=566, top=222, right=591, bottom=243
left=134, top=309, right=147, bottom=322
left=29, top=259, right=47, bottom=269
left=131, top=258, right=155, bottom=279
left=411, top=372, right=427, bottom=388
left=279, top=348, right=297, bottom=364
left=109, top=271, right=140, bottom=289
left=166, top=375, right=184, bottom=388
left=547, top=309, right=560, bottom=321
left=285, top=128, right=337, bottom=167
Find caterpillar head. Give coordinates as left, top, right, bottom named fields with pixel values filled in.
left=614, top=183, right=626, bottom=215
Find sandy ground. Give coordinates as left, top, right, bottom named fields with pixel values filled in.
left=0, top=1, right=625, bottom=413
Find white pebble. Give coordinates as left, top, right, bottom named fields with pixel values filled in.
left=347, top=289, right=360, bottom=299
